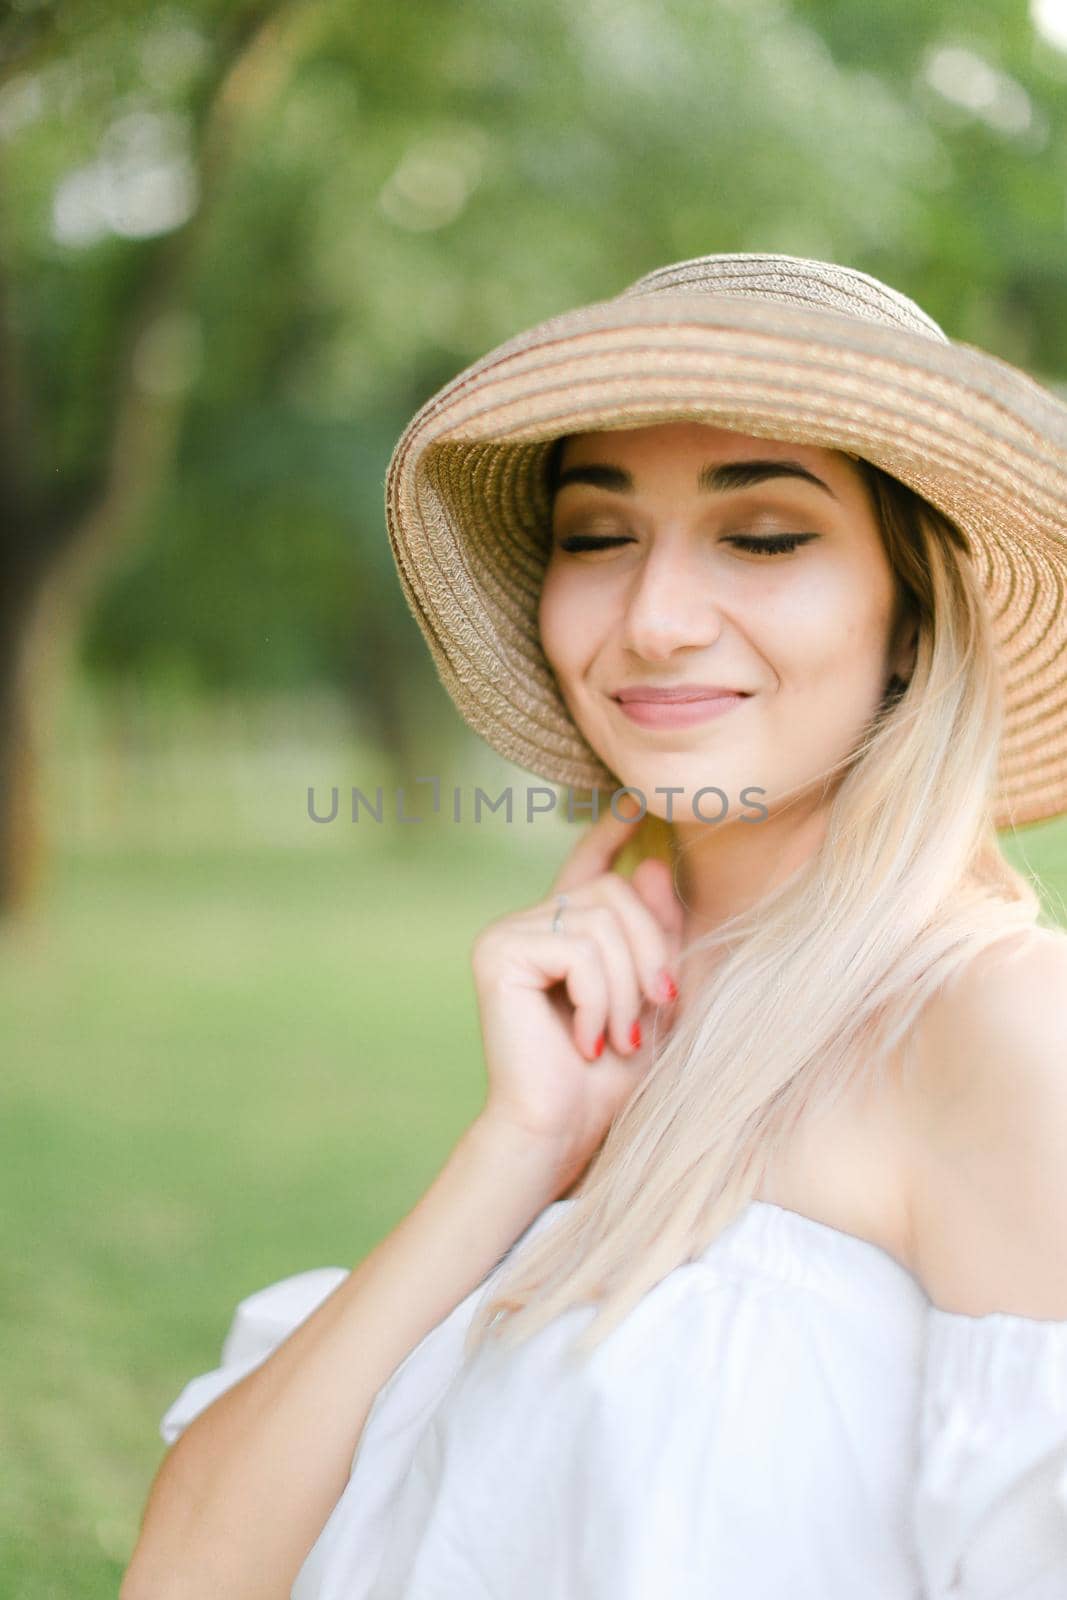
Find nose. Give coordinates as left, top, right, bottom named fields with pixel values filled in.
left=619, top=539, right=725, bottom=661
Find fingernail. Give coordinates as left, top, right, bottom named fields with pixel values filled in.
left=657, top=970, right=678, bottom=1003
left=593, top=1031, right=605, bottom=1058
left=630, top=1020, right=642, bottom=1049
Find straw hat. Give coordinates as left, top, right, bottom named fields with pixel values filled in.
left=384, top=252, right=1067, bottom=830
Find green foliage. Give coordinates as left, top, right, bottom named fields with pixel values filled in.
left=5, top=0, right=1067, bottom=704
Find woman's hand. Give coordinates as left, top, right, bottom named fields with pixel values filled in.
left=470, top=794, right=686, bottom=1197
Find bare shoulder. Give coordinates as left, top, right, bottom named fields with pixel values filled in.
left=903, top=924, right=1067, bottom=1319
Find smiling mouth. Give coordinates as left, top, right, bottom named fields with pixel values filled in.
left=613, top=686, right=752, bottom=703
left=611, top=690, right=750, bottom=729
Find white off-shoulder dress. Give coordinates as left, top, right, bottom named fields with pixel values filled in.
left=160, top=1196, right=1067, bottom=1599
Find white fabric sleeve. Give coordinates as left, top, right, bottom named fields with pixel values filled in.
left=292, top=1200, right=572, bottom=1599
left=289, top=1269, right=501, bottom=1598
left=913, top=1306, right=1067, bottom=1599
left=156, top=1201, right=569, bottom=1598
left=159, top=1267, right=350, bottom=1445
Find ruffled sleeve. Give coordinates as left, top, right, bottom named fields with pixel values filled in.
left=289, top=1266, right=507, bottom=1598
left=155, top=1262, right=490, bottom=1599
left=159, top=1267, right=349, bottom=1444
left=914, top=1305, right=1067, bottom=1599
left=157, top=1203, right=571, bottom=1599
left=292, top=1201, right=573, bottom=1599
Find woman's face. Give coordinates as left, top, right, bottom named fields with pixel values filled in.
left=538, top=421, right=913, bottom=821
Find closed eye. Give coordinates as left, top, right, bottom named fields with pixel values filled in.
left=557, top=533, right=819, bottom=556
left=557, top=534, right=634, bottom=552
left=727, top=533, right=819, bottom=556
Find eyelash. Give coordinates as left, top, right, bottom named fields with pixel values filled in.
left=557, top=533, right=816, bottom=556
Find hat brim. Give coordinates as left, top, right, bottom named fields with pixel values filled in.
left=386, top=291, right=1067, bottom=830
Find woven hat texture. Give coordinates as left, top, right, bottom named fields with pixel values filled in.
left=385, top=253, right=1067, bottom=829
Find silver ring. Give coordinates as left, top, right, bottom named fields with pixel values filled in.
left=551, top=892, right=568, bottom=935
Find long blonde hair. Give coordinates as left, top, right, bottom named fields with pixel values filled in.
left=464, top=459, right=1047, bottom=1362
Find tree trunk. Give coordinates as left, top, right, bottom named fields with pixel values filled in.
left=0, top=0, right=342, bottom=918
left=0, top=544, right=47, bottom=915
left=0, top=614, right=40, bottom=914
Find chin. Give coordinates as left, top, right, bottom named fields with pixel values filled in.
left=612, top=761, right=742, bottom=809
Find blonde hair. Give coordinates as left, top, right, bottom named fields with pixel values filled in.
left=464, top=460, right=1048, bottom=1363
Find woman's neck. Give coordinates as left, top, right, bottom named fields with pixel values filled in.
left=670, top=793, right=831, bottom=945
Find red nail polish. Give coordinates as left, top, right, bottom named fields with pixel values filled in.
left=659, top=971, right=678, bottom=1002
left=593, top=1031, right=605, bottom=1058
left=630, top=1020, right=642, bottom=1049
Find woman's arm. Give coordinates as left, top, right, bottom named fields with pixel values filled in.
left=125, top=795, right=682, bottom=1600
left=121, top=1114, right=565, bottom=1600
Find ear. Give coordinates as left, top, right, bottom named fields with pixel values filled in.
left=890, top=614, right=919, bottom=682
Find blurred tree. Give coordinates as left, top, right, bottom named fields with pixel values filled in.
left=2, top=0, right=1066, bottom=914
left=0, top=0, right=337, bottom=911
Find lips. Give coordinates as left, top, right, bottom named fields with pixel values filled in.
left=611, top=687, right=748, bottom=729
left=613, top=685, right=751, bottom=703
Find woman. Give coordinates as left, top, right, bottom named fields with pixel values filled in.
left=124, top=254, right=1067, bottom=1599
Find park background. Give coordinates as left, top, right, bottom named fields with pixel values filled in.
left=4, top=2, right=1067, bottom=1594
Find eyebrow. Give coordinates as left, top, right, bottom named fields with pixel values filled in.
left=553, top=458, right=839, bottom=501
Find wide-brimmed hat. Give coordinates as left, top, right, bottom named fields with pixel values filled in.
left=384, top=252, right=1067, bottom=830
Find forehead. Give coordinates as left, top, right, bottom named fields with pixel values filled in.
left=558, top=421, right=845, bottom=476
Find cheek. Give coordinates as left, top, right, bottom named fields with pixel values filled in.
left=762, top=565, right=893, bottom=684
left=538, top=566, right=599, bottom=675
left=536, top=571, right=564, bottom=672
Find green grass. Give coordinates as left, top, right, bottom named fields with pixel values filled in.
left=0, top=831, right=560, bottom=1599
left=2, top=811, right=1065, bottom=1598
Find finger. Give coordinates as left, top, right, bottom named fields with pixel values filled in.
left=553, top=902, right=644, bottom=1056
left=590, top=870, right=684, bottom=1009
left=556, top=933, right=614, bottom=1061
left=630, top=856, right=687, bottom=944
left=502, top=930, right=611, bottom=1061
left=550, top=790, right=645, bottom=896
